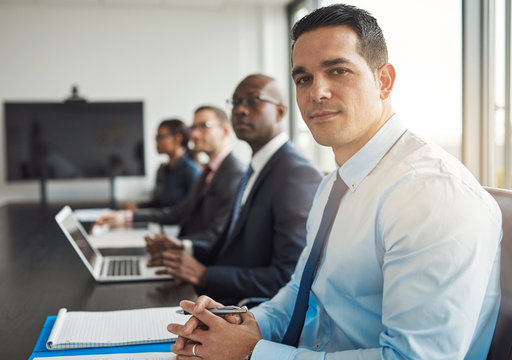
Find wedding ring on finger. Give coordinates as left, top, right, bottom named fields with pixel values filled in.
left=192, top=343, right=198, bottom=357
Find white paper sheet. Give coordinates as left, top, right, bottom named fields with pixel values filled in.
left=89, top=229, right=153, bottom=248
left=73, top=208, right=111, bottom=222
left=89, top=224, right=180, bottom=249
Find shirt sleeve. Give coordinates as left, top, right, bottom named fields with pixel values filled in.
left=250, top=271, right=306, bottom=360
left=252, top=340, right=322, bottom=360
left=375, top=177, right=501, bottom=359
left=251, top=341, right=382, bottom=360
left=251, top=276, right=383, bottom=360
left=249, top=245, right=307, bottom=346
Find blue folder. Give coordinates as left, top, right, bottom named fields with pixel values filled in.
left=29, top=316, right=175, bottom=359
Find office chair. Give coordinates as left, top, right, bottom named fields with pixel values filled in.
left=485, top=187, right=512, bottom=360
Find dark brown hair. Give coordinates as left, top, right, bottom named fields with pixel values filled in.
left=291, top=3, right=388, bottom=71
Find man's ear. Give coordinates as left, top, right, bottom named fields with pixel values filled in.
left=377, top=63, right=396, bottom=100
left=174, top=133, right=184, bottom=146
left=276, top=104, right=287, bottom=123
left=222, top=123, right=231, bottom=137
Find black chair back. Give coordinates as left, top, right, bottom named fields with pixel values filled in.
left=486, top=187, right=512, bottom=360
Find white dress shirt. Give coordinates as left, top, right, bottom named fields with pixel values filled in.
left=251, top=115, right=502, bottom=359
left=242, top=132, right=289, bottom=205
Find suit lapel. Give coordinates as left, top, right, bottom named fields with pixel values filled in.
left=185, top=171, right=208, bottom=216
left=219, top=143, right=289, bottom=254
left=196, top=154, right=234, bottom=205
left=178, top=176, right=203, bottom=232
left=206, top=154, right=232, bottom=193
left=182, top=154, right=233, bottom=225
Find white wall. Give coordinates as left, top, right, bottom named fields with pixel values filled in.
left=0, top=1, right=290, bottom=205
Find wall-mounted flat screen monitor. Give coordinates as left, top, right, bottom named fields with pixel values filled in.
left=4, top=101, right=145, bottom=181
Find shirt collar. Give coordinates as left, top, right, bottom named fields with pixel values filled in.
left=250, top=132, right=289, bottom=173
left=207, top=146, right=232, bottom=172
left=339, top=114, right=407, bottom=191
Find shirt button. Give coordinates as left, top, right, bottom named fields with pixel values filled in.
left=315, top=344, right=320, bottom=349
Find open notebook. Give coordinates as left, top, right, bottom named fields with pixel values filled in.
left=46, top=307, right=190, bottom=350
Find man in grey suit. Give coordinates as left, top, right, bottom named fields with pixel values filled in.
left=148, top=75, right=322, bottom=304
left=97, top=105, right=245, bottom=250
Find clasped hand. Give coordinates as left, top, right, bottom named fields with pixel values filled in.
left=94, top=210, right=131, bottom=228
left=145, top=233, right=207, bottom=286
left=169, top=296, right=262, bottom=360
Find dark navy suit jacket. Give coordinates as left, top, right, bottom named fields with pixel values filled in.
left=194, top=142, right=322, bottom=304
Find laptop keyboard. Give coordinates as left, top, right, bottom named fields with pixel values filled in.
left=107, top=258, right=141, bottom=276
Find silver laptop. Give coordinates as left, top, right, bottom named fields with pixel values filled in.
left=55, top=205, right=173, bottom=283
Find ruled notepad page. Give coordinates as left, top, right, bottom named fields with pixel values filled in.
left=46, top=307, right=190, bottom=350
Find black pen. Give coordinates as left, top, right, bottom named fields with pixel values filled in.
left=176, top=305, right=247, bottom=315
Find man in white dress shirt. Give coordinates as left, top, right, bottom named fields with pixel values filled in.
left=168, top=4, right=502, bottom=360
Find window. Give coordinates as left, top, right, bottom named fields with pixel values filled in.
left=493, top=0, right=511, bottom=188
left=463, top=0, right=511, bottom=189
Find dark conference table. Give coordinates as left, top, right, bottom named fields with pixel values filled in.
left=0, top=202, right=197, bottom=359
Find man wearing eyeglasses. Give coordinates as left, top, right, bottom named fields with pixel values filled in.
left=146, top=74, right=322, bottom=305
left=97, top=105, right=245, bottom=251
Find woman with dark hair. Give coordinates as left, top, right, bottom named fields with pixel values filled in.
left=123, top=118, right=201, bottom=210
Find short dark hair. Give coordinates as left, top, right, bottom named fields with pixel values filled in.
left=194, top=105, right=229, bottom=125
left=291, top=3, right=388, bottom=71
left=159, top=118, right=190, bottom=147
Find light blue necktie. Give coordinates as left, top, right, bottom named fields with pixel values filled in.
left=226, top=165, right=254, bottom=239
left=281, top=173, right=347, bottom=346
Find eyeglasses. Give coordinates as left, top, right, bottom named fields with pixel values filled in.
left=226, top=95, right=281, bottom=109
left=190, top=121, right=218, bottom=131
left=155, top=133, right=174, bottom=141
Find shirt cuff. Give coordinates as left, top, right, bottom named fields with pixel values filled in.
left=251, top=307, right=272, bottom=340
left=123, top=210, right=133, bottom=224
left=251, top=340, right=296, bottom=360
left=182, top=239, right=194, bottom=256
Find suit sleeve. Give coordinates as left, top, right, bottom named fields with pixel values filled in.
left=137, top=165, right=165, bottom=209
left=181, top=160, right=202, bottom=196
left=199, top=164, right=322, bottom=303
left=185, top=169, right=243, bottom=255
left=132, top=184, right=196, bottom=224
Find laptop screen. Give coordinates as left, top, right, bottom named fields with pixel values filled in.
left=61, top=213, right=98, bottom=269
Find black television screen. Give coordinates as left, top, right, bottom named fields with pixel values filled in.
left=4, top=101, right=145, bottom=181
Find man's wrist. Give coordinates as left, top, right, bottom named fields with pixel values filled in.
left=121, top=210, right=133, bottom=224
left=196, top=266, right=207, bottom=287
left=244, top=339, right=261, bottom=360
